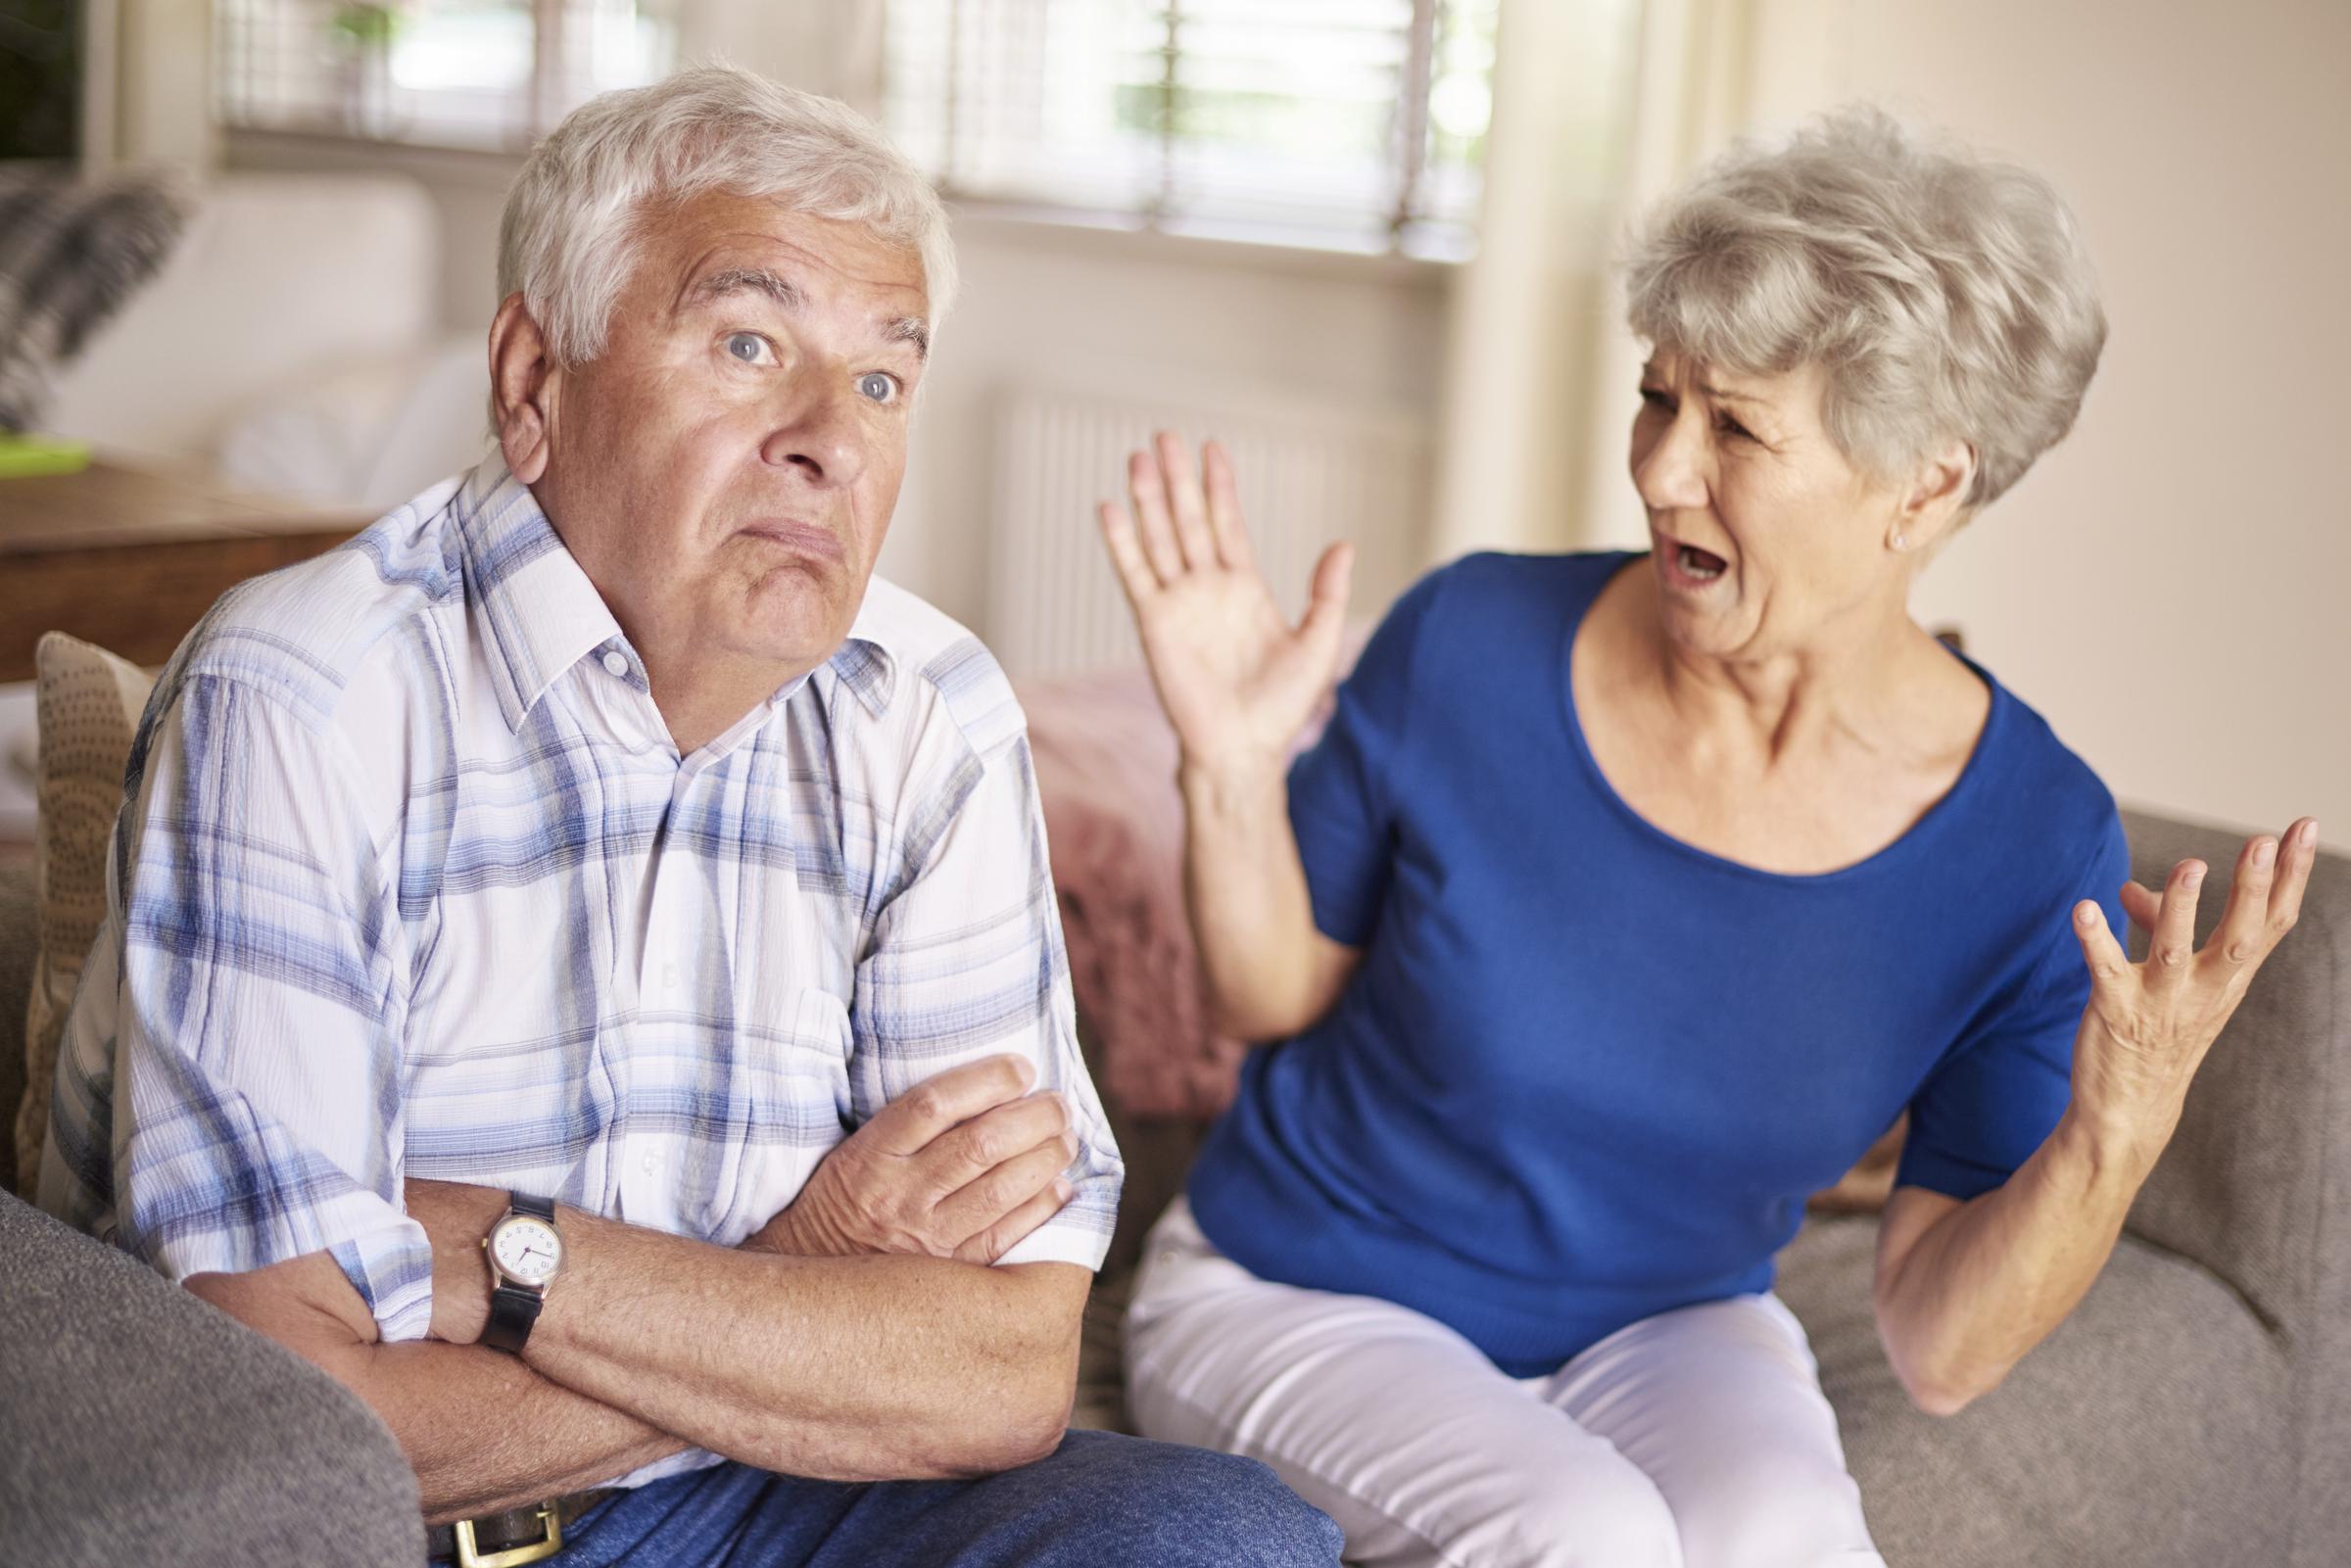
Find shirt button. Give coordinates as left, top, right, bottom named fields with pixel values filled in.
left=640, top=1150, right=662, bottom=1176
left=660, top=961, right=679, bottom=991
left=601, top=650, right=629, bottom=678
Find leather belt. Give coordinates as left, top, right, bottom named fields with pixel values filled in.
left=425, top=1490, right=612, bottom=1567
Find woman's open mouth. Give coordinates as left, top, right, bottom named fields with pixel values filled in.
left=1659, top=537, right=1729, bottom=589
left=1678, top=545, right=1726, bottom=580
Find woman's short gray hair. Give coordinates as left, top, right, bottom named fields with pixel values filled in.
left=1625, top=105, right=2103, bottom=510
left=499, top=64, right=956, bottom=368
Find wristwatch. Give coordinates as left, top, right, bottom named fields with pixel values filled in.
left=481, top=1192, right=563, bottom=1354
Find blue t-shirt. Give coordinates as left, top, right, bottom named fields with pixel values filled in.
left=1184, top=550, right=2131, bottom=1376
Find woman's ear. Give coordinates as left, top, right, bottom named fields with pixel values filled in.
left=489, top=293, right=558, bottom=484
left=1893, top=439, right=1976, bottom=553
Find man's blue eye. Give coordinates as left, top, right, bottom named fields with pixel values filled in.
left=727, top=333, right=765, bottom=363
left=859, top=372, right=897, bottom=403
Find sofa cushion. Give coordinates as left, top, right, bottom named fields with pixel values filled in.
left=1775, top=1214, right=2293, bottom=1568
left=14, top=633, right=154, bottom=1195
left=0, top=1188, right=422, bottom=1565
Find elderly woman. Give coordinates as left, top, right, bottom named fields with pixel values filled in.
left=1098, top=109, right=2316, bottom=1567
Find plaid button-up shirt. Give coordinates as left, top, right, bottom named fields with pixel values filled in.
left=40, top=459, right=1123, bottom=1377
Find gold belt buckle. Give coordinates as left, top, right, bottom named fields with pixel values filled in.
left=453, top=1503, right=564, bottom=1568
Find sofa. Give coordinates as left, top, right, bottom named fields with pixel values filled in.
left=3, top=807, right=2345, bottom=1566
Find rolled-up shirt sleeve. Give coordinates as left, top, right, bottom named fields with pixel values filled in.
left=848, top=707, right=1124, bottom=1271
left=72, top=673, right=432, bottom=1339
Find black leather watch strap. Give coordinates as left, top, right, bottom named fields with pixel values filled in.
left=482, top=1280, right=544, bottom=1354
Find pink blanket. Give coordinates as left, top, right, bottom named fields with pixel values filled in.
left=1018, top=656, right=1350, bottom=1121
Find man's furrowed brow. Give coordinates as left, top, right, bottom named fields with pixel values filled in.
left=686, top=265, right=806, bottom=312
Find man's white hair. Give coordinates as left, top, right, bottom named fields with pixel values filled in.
left=499, top=64, right=956, bottom=368
left=1626, top=105, right=2104, bottom=512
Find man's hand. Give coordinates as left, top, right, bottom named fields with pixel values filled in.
left=408, top=1177, right=510, bottom=1344
left=747, top=1054, right=1080, bottom=1263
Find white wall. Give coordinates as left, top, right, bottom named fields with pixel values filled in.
left=1725, top=0, right=2351, bottom=838
left=888, top=216, right=1447, bottom=629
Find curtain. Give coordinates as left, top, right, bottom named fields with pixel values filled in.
left=1426, top=0, right=1761, bottom=565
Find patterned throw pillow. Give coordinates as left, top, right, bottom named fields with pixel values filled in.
left=14, top=634, right=154, bottom=1196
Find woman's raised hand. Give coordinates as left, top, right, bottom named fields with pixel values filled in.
left=1097, top=432, right=1354, bottom=776
left=2068, top=818, right=2320, bottom=1156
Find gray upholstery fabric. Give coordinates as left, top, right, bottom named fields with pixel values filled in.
left=0, top=1189, right=423, bottom=1566
left=1777, top=1216, right=2292, bottom=1567
left=0, top=860, right=33, bottom=1196
left=2114, top=811, right=2349, bottom=1568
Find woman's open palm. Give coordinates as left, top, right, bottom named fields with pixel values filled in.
left=1096, top=432, right=1354, bottom=774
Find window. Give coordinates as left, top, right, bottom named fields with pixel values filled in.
left=885, top=0, right=1498, bottom=260
left=216, top=0, right=675, bottom=151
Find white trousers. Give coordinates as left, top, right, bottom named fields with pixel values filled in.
left=1124, top=1200, right=1889, bottom=1568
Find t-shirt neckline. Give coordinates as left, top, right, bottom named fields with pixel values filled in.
left=1558, top=550, right=2007, bottom=887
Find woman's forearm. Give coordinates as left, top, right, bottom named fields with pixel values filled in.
left=1871, top=1102, right=2160, bottom=1414
left=1179, top=757, right=1358, bottom=1041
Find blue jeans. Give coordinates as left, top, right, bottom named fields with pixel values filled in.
left=539, top=1430, right=1343, bottom=1567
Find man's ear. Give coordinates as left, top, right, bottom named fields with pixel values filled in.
left=489, top=293, right=559, bottom=484
left=1893, top=439, right=1976, bottom=554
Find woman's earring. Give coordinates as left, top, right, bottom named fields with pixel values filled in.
left=1892, top=532, right=1909, bottom=553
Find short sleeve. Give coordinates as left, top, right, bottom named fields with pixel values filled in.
left=1895, top=811, right=2133, bottom=1201
left=1285, top=568, right=1443, bottom=948
left=44, top=675, right=431, bottom=1339
left=849, top=720, right=1125, bottom=1271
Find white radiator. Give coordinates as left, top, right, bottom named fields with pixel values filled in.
left=986, top=384, right=1430, bottom=679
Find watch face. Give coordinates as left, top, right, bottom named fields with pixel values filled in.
left=491, top=1216, right=562, bottom=1286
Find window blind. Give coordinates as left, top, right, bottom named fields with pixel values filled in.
left=216, top=0, right=673, bottom=151
left=885, top=0, right=1497, bottom=258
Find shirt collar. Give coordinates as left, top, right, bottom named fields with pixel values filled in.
left=830, top=591, right=899, bottom=720
left=456, top=456, right=902, bottom=732
left=456, top=458, right=629, bottom=733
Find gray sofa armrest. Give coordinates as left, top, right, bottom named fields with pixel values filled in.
left=0, top=1190, right=423, bottom=1566
left=2115, top=811, right=2349, bottom=1567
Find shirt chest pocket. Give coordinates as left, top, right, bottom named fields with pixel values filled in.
left=699, top=986, right=857, bottom=1243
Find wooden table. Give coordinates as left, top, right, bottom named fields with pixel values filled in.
left=0, top=459, right=366, bottom=683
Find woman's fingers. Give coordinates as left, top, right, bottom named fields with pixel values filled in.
left=2073, top=899, right=2133, bottom=1000
left=1202, top=440, right=1257, bottom=571
left=1098, top=500, right=1160, bottom=610
left=2146, top=858, right=2207, bottom=989
left=2269, top=818, right=2320, bottom=935
left=2118, top=879, right=2162, bottom=934
left=1155, top=430, right=1219, bottom=571
left=1296, top=540, right=1357, bottom=670
left=1127, top=450, right=1184, bottom=585
left=2207, top=833, right=2280, bottom=970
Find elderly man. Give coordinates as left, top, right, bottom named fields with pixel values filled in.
left=37, top=66, right=1339, bottom=1568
